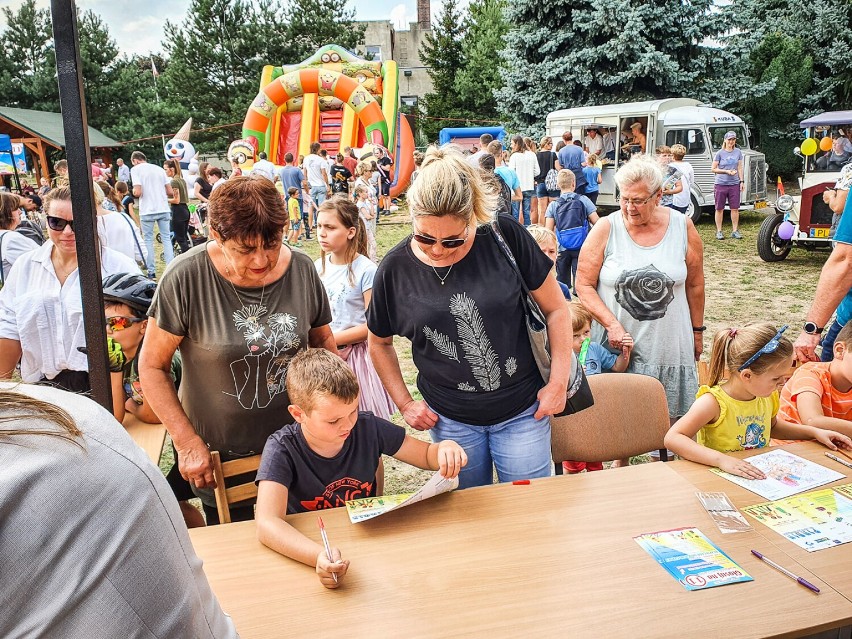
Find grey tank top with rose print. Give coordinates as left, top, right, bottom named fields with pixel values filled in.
left=592, top=208, right=698, bottom=416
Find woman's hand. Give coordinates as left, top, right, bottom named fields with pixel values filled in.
left=175, top=434, right=216, bottom=489
left=717, top=455, right=766, bottom=480
left=814, top=429, right=852, bottom=451
left=605, top=321, right=628, bottom=350
left=436, top=440, right=468, bottom=479
left=402, top=399, right=439, bottom=431
left=535, top=381, right=567, bottom=420
left=316, top=548, right=349, bottom=589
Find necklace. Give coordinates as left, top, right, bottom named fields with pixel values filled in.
left=427, top=257, right=454, bottom=286
left=225, top=264, right=266, bottom=312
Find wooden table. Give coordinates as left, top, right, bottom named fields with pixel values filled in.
left=670, top=441, right=852, bottom=606
left=190, top=462, right=852, bottom=639
left=122, top=413, right=166, bottom=465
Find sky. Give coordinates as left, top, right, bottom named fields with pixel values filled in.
left=0, top=0, right=466, bottom=58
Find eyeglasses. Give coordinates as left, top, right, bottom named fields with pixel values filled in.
left=618, top=193, right=658, bottom=207
left=412, top=225, right=469, bottom=249
left=106, top=316, right=145, bottom=331
left=47, top=215, right=74, bottom=232
left=738, top=325, right=789, bottom=371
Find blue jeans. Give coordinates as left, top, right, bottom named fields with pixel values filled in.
left=429, top=402, right=551, bottom=489
left=821, top=320, right=845, bottom=362
left=512, top=190, right=535, bottom=226
left=310, top=185, right=327, bottom=208
left=140, top=211, right=173, bottom=276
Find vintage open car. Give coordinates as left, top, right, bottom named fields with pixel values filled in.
left=758, top=110, right=852, bottom=262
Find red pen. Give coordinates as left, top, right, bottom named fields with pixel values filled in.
left=513, top=480, right=530, bottom=485
left=317, top=516, right=338, bottom=583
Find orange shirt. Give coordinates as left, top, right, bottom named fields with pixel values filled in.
left=779, top=362, right=852, bottom=424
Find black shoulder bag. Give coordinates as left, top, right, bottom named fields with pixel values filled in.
left=490, top=220, right=594, bottom=416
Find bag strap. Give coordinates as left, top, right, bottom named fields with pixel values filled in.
left=0, top=232, right=6, bottom=287
left=120, top=212, right=148, bottom=271
left=489, top=219, right=533, bottom=299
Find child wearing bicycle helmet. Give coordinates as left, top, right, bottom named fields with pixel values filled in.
left=102, top=272, right=181, bottom=423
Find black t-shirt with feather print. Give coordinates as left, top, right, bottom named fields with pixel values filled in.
left=367, top=216, right=552, bottom=425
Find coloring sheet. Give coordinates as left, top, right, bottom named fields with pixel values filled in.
left=345, top=471, right=458, bottom=523
left=710, top=449, right=845, bottom=501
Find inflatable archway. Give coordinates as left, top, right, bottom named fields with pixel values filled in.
left=242, top=68, right=389, bottom=154
left=239, top=44, right=415, bottom=197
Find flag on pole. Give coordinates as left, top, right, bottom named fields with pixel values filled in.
left=151, top=59, right=160, bottom=78
left=777, top=176, right=785, bottom=196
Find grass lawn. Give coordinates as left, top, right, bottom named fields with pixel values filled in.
left=159, top=206, right=831, bottom=496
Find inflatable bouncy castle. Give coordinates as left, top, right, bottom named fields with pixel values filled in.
left=239, top=44, right=415, bottom=197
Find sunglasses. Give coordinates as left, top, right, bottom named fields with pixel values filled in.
left=47, top=216, right=74, bottom=232
left=412, top=225, right=469, bottom=249
left=738, top=325, right=789, bottom=371
left=106, top=316, right=145, bottom=331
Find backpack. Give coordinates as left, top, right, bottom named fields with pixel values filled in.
left=553, top=194, right=590, bottom=251
left=494, top=174, right=513, bottom=217
left=16, top=220, right=44, bottom=246
left=544, top=169, right=559, bottom=191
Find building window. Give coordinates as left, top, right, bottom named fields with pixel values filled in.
left=365, top=45, right=382, bottom=61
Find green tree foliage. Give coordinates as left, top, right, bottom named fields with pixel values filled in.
left=496, top=0, right=721, bottom=136
left=419, top=0, right=468, bottom=142
left=0, top=0, right=53, bottom=107
left=455, top=0, right=508, bottom=122
left=279, top=0, right=365, bottom=62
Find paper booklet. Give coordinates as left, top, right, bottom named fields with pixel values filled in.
left=345, top=471, right=458, bottom=524
left=743, top=485, right=852, bottom=552
left=634, top=527, right=753, bottom=591
left=710, top=449, right=845, bottom=501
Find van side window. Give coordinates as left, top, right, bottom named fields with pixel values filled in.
left=666, top=129, right=705, bottom=155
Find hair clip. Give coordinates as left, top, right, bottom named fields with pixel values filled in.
left=728, top=328, right=738, bottom=337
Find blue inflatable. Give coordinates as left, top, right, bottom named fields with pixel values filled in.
left=438, top=126, right=506, bottom=148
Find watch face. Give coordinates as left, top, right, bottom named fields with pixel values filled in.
left=804, top=322, right=822, bottom=334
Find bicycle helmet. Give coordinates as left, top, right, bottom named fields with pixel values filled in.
left=102, top=272, right=157, bottom=314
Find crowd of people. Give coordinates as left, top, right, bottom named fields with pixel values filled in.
left=3, top=129, right=852, bottom=631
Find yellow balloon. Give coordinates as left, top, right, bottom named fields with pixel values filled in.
left=820, top=136, right=834, bottom=152
left=801, top=138, right=818, bottom=156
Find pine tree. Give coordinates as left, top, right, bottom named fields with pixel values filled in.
left=455, top=0, right=508, bottom=122
left=279, top=0, right=365, bottom=62
left=496, top=0, right=721, bottom=136
left=0, top=0, right=52, bottom=107
left=419, top=0, right=468, bottom=142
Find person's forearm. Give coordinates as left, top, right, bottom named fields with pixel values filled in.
left=612, top=355, right=629, bottom=373
left=139, top=365, right=198, bottom=447
left=772, top=420, right=823, bottom=440
left=665, top=431, right=728, bottom=467
left=575, top=285, right=619, bottom=330
left=369, top=340, right=413, bottom=409
left=806, top=248, right=852, bottom=326
left=686, top=279, right=705, bottom=328
left=0, top=338, right=22, bottom=379
left=257, top=515, right=324, bottom=568
left=128, top=397, right=163, bottom=424
left=309, top=326, right=338, bottom=353
left=544, top=304, right=571, bottom=388
left=802, top=414, right=852, bottom=437
left=333, top=324, right=368, bottom=347
left=111, top=372, right=126, bottom=422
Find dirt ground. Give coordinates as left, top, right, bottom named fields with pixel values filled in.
left=161, top=206, right=832, bottom=496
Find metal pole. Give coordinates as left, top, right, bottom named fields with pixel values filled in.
left=50, top=0, right=112, bottom=411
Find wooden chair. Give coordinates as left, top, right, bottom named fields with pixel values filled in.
left=210, top=450, right=262, bottom=524
left=551, top=373, right=671, bottom=475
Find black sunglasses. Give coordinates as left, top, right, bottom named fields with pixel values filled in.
left=413, top=225, right=469, bottom=249
left=47, top=215, right=74, bottom=232
left=738, top=325, right=789, bottom=371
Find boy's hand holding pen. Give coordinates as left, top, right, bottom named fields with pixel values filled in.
left=317, top=517, right=349, bottom=589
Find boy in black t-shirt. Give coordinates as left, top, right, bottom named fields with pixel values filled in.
left=255, top=349, right=466, bottom=589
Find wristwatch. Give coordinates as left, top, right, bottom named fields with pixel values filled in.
left=803, top=321, right=824, bottom=335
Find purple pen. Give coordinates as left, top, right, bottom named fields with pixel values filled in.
left=751, top=550, right=820, bottom=594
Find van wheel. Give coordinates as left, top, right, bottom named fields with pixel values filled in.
left=757, top=213, right=792, bottom=262
left=688, top=195, right=702, bottom=224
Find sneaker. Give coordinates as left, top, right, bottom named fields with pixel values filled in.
left=731, top=230, right=743, bottom=239
left=715, top=231, right=724, bottom=240
left=292, top=241, right=303, bottom=248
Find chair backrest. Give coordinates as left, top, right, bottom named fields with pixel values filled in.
left=551, top=373, right=670, bottom=465
left=210, top=450, right=262, bottom=524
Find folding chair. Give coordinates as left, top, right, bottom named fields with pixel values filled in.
left=551, top=373, right=671, bottom=475
left=210, top=450, right=262, bottom=524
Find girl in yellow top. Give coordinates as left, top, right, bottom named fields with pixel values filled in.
left=665, top=323, right=852, bottom=479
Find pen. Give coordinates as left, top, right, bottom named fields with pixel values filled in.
left=834, top=448, right=852, bottom=463
left=317, top=516, right=338, bottom=583
left=825, top=452, right=852, bottom=470
left=751, top=550, right=819, bottom=593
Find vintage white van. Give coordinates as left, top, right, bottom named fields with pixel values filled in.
left=546, top=98, right=768, bottom=220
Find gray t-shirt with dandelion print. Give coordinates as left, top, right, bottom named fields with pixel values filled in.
left=149, top=243, right=332, bottom=455
left=368, top=216, right=553, bottom=426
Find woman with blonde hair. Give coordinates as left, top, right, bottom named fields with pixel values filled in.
left=367, top=146, right=571, bottom=489
left=535, top=136, right=561, bottom=220
left=0, top=192, right=39, bottom=282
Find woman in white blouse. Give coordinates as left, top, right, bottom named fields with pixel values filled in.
left=0, top=187, right=139, bottom=392
left=508, top=135, right=541, bottom=226
left=0, top=193, right=39, bottom=284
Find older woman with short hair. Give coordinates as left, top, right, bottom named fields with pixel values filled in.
left=140, top=176, right=335, bottom=524
left=576, top=156, right=705, bottom=458
left=367, top=146, right=571, bottom=489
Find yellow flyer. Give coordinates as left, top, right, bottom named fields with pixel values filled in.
left=345, top=472, right=457, bottom=523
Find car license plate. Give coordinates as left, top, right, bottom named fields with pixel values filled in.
left=810, top=228, right=830, bottom=238
left=754, top=200, right=767, bottom=210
